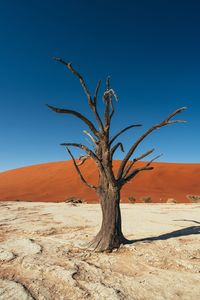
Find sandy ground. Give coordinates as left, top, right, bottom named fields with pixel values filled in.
left=0, top=202, right=199, bottom=300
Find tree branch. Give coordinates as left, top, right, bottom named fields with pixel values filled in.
left=109, top=124, right=142, bottom=145
left=60, top=142, right=96, bottom=160
left=120, top=154, right=162, bottom=186
left=103, top=76, right=111, bottom=130
left=109, top=98, right=115, bottom=120
left=76, top=155, right=90, bottom=166
left=47, top=104, right=99, bottom=137
left=66, top=147, right=96, bottom=189
left=165, top=107, right=187, bottom=122
left=92, top=80, right=104, bottom=130
left=108, top=89, right=118, bottom=121
left=103, top=79, right=119, bottom=129
left=110, top=142, right=124, bottom=159
left=53, top=57, right=92, bottom=103
left=53, top=57, right=104, bottom=131
left=117, top=107, right=187, bottom=180
left=122, top=148, right=155, bottom=178
left=121, top=166, right=153, bottom=185
left=83, top=130, right=97, bottom=145
left=61, top=142, right=105, bottom=176
left=94, top=80, right=101, bottom=105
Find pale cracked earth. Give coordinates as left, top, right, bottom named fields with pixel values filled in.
left=0, top=202, right=199, bottom=300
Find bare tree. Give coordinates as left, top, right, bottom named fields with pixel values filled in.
left=47, top=58, right=186, bottom=252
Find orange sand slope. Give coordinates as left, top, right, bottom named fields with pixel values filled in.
left=0, top=160, right=199, bottom=203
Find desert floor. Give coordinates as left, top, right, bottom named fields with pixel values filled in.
left=0, top=202, right=199, bottom=300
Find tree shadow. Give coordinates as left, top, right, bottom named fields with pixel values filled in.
left=173, top=219, right=200, bottom=225
left=124, top=225, right=200, bottom=245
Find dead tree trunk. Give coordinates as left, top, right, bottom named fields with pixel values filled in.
left=48, top=57, right=186, bottom=252
left=89, top=181, right=126, bottom=251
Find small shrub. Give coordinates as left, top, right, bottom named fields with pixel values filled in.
left=186, top=194, right=200, bottom=203
left=166, top=198, right=177, bottom=204
left=128, top=196, right=136, bottom=204
left=65, top=197, right=84, bottom=204
left=141, top=196, right=152, bottom=203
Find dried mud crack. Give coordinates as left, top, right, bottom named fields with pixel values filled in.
left=0, top=202, right=200, bottom=299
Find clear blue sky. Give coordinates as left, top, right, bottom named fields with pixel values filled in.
left=0, top=0, right=199, bottom=171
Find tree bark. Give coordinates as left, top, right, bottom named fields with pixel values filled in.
left=88, top=184, right=127, bottom=252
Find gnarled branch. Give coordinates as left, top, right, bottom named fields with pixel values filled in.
left=121, top=154, right=162, bottom=186
left=110, top=124, right=142, bottom=145
left=109, top=98, right=115, bottom=120
left=47, top=104, right=99, bottom=137
left=66, top=147, right=96, bottom=189
left=53, top=57, right=104, bottom=131
left=61, top=142, right=105, bottom=175
left=83, top=130, right=97, bottom=145
left=92, top=80, right=104, bottom=130
left=54, top=57, right=92, bottom=104
left=110, top=142, right=124, bottom=159
left=94, top=80, right=101, bottom=105
left=103, top=76, right=111, bottom=130
left=60, top=142, right=97, bottom=161
left=77, top=155, right=90, bottom=166
left=103, top=79, right=118, bottom=127
left=117, top=107, right=187, bottom=180
left=122, top=148, right=155, bottom=178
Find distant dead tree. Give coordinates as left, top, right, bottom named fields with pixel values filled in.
left=47, top=58, right=186, bottom=252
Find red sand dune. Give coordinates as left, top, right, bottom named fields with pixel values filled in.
left=0, top=160, right=199, bottom=203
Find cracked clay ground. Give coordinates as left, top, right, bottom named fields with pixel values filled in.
left=0, top=202, right=200, bottom=300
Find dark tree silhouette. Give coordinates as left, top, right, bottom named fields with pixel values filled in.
left=47, top=58, right=186, bottom=252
